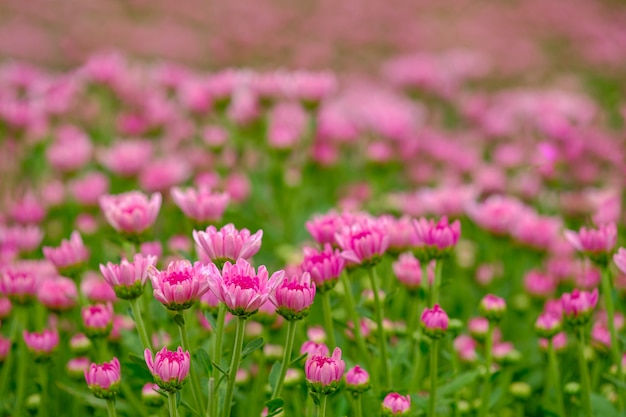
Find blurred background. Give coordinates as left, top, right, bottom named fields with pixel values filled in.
left=2, top=0, right=626, bottom=77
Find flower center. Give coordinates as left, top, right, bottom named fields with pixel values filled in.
left=228, top=274, right=258, bottom=290
left=164, top=271, right=192, bottom=285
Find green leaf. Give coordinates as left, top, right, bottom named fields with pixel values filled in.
left=212, top=361, right=229, bottom=376
left=591, top=393, right=621, bottom=417
left=438, top=371, right=481, bottom=397
left=265, top=398, right=284, bottom=415
left=56, top=383, right=131, bottom=412
left=241, top=337, right=264, bottom=358
left=173, top=314, right=185, bottom=327
left=310, top=392, right=321, bottom=406
left=127, top=352, right=147, bottom=366
left=268, top=361, right=281, bottom=391
left=180, top=400, right=202, bottom=417
left=290, top=352, right=308, bottom=365
left=197, top=347, right=212, bottom=373
left=204, top=311, right=218, bottom=331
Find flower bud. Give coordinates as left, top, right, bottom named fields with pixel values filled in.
left=345, top=365, right=370, bottom=395
left=382, top=392, right=411, bottom=416
left=479, top=294, right=506, bottom=322
left=420, top=304, right=449, bottom=339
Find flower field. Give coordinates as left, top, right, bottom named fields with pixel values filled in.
left=0, top=4, right=626, bottom=415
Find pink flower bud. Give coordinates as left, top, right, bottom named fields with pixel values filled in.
left=193, top=224, right=262, bottom=267
left=345, top=365, right=370, bottom=393
left=564, top=223, right=617, bottom=266
left=82, top=303, right=114, bottom=337
left=0, top=264, right=39, bottom=304
left=84, top=357, right=121, bottom=399
left=43, top=231, right=89, bottom=273
left=335, top=219, right=389, bottom=267
left=269, top=272, right=316, bottom=321
left=468, top=317, right=490, bottom=340
left=100, top=254, right=157, bottom=300
left=454, top=335, right=478, bottom=362
left=99, top=191, right=161, bottom=235
left=67, top=356, right=91, bottom=379
left=171, top=186, right=230, bottom=224
left=561, top=288, right=598, bottom=326
left=23, top=328, right=59, bottom=358
left=382, top=392, right=411, bottom=416
left=145, top=346, right=190, bottom=392
left=142, top=382, right=164, bottom=407
left=412, top=216, right=461, bottom=260
left=149, top=260, right=211, bottom=311
left=206, top=258, right=284, bottom=318
left=393, top=253, right=434, bottom=290
left=534, top=312, right=562, bottom=338
left=523, top=270, right=557, bottom=299
left=301, top=244, right=345, bottom=293
left=305, top=347, right=345, bottom=394
left=38, top=276, right=78, bottom=311
left=479, top=294, right=506, bottom=322
left=420, top=304, right=449, bottom=338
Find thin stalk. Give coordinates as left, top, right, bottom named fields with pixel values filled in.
left=319, top=394, right=328, bottom=417
left=548, top=339, right=566, bottom=417
left=478, top=324, right=494, bottom=417
left=367, top=267, right=391, bottom=388
left=354, top=394, right=363, bottom=417
left=14, top=306, right=28, bottom=416
left=576, top=327, right=593, bottom=417
left=211, top=304, right=226, bottom=417
left=428, top=339, right=439, bottom=417
left=106, top=398, right=118, bottom=417
left=176, top=310, right=204, bottom=414
left=168, top=392, right=180, bottom=417
left=38, top=364, right=49, bottom=417
left=340, top=271, right=369, bottom=364
left=0, top=313, right=18, bottom=394
left=222, top=317, right=246, bottom=417
left=429, top=260, right=443, bottom=307
left=130, top=297, right=152, bottom=351
left=601, top=267, right=625, bottom=410
left=321, top=292, right=337, bottom=348
left=408, top=293, right=424, bottom=391
left=206, top=377, right=214, bottom=417
left=272, top=320, right=298, bottom=399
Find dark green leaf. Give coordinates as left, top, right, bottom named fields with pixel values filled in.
left=212, top=361, right=229, bottom=376
left=173, top=314, right=185, bottom=327
left=127, top=352, right=147, bottom=366
left=268, top=361, right=281, bottom=391
left=241, top=337, right=264, bottom=357
left=56, top=383, right=131, bottom=412
left=265, top=398, right=284, bottom=414
left=438, top=371, right=481, bottom=397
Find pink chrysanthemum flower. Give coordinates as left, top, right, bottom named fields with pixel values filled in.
left=149, top=260, right=211, bottom=311
left=84, top=357, right=121, bottom=399
left=99, top=191, right=161, bottom=235
left=193, top=224, right=263, bottom=268
left=145, top=346, right=190, bottom=393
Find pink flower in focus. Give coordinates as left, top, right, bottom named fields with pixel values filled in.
left=206, top=258, right=284, bottom=318
left=171, top=186, right=229, bottom=224
left=149, top=260, right=210, bottom=311
left=564, top=223, right=617, bottom=265
left=43, top=231, right=89, bottom=272
left=335, top=219, right=389, bottom=267
left=145, top=346, right=190, bottom=392
left=193, top=224, right=262, bottom=267
left=84, top=357, right=121, bottom=399
left=23, top=328, right=59, bottom=357
left=345, top=365, right=370, bottom=394
left=421, top=304, right=449, bottom=338
left=305, top=347, right=345, bottom=394
left=100, top=254, right=157, bottom=300
left=38, top=276, right=78, bottom=311
left=382, top=392, right=411, bottom=416
left=301, top=244, right=345, bottom=293
left=412, top=216, right=461, bottom=260
left=82, top=303, right=114, bottom=337
left=269, top=271, right=316, bottom=320
left=99, top=191, right=161, bottom=235
left=561, top=288, right=598, bottom=325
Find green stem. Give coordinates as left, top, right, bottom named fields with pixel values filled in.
left=408, top=294, right=424, bottom=391
left=354, top=394, right=363, bottom=417
left=340, top=271, right=369, bottom=366
left=176, top=311, right=204, bottom=414
left=130, top=297, right=152, bottom=351
left=0, top=313, right=18, bottom=394
left=272, top=320, right=298, bottom=399
left=576, top=327, right=593, bottom=417
left=548, top=339, right=566, bottom=417
left=428, top=339, right=439, bottom=417
left=38, top=364, right=49, bottom=417
left=222, top=317, right=246, bottom=417
left=168, top=392, right=180, bottom=417
left=14, top=306, right=28, bottom=416
left=601, top=267, right=626, bottom=410
left=367, top=267, right=391, bottom=388
left=106, top=398, right=118, bottom=417
left=429, top=260, right=443, bottom=307
left=319, top=394, right=328, bottom=417
left=206, top=377, right=214, bottom=417
left=321, top=292, right=337, bottom=348
left=211, top=304, right=226, bottom=417
left=478, top=324, right=494, bottom=417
